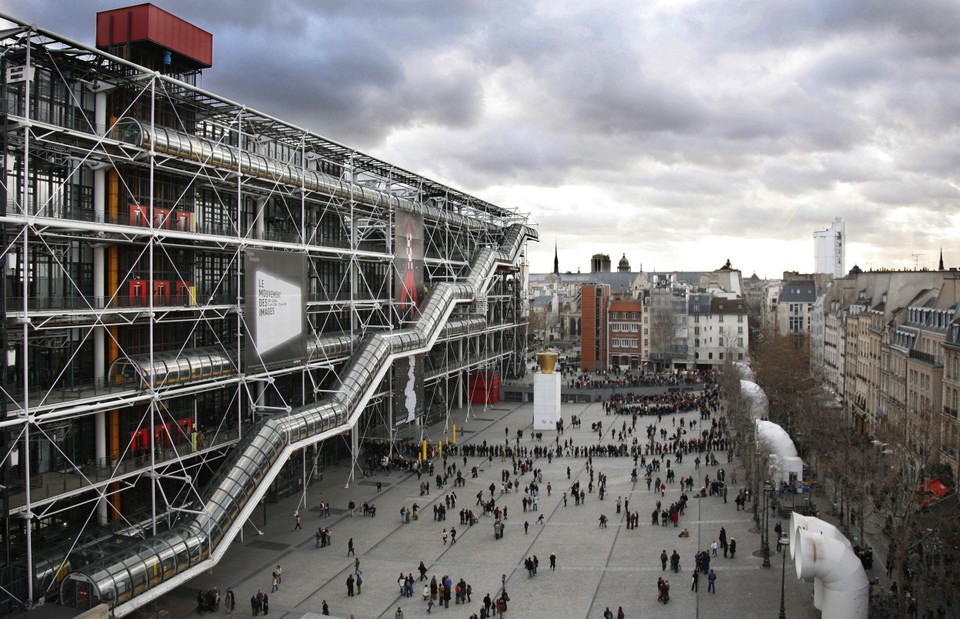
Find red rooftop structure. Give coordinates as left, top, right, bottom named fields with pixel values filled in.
left=96, top=3, right=212, bottom=71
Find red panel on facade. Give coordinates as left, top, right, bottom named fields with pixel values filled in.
left=97, top=3, right=213, bottom=68
left=468, top=371, right=500, bottom=405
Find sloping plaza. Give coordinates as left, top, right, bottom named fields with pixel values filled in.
left=136, top=393, right=821, bottom=619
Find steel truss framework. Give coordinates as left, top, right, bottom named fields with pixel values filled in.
left=0, top=14, right=536, bottom=612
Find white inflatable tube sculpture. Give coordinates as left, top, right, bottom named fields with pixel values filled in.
left=741, top=379, right=769, bottom=420
left=734, top=361, right=756, bottom=382
left=756, top=419, right=800, bottom=485
left=791, top=513, right=868, bottom=619
left=791, top=513, right=841, bottom=608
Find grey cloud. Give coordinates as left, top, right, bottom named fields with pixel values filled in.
left=3, top=0, right=959, bottom=275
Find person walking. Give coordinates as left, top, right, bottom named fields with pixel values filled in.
left=442, top=528, right=448, bottom=545
left=524, top=520, right=529, bottom=535
left=346, top=574, right=355, bottom=597
left=321, top=600, right=330, bottom=615
left=707, top=569, right=717, bottom=593
left=729, top=538, right=737, bottom=559
left=691, top=569, right=699, bottom=592
left=549, top=553, right=556, bottom=570
left=348, top=537, right=355, bottom=556
left=294, top=512, right=302, bottom=530
left=225, top=587, right=235, bottom=611
left=395, top=607, right=404, bottom=619
left=660, top=549, right=668, bottom=571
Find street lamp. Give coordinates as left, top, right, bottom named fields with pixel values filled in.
left=762, top=481, right=772, bottom=568
left=778, top=531, right=787, bottom=618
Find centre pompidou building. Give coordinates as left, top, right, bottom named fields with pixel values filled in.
left=0, top=5, right=535, bottom=614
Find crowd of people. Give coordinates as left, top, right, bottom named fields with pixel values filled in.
left=227, top=373, right=749, bottom=618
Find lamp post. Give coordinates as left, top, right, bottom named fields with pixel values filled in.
left=778, top=532, right=787, bottom=618
left=762, top=481, right=771, bottom=568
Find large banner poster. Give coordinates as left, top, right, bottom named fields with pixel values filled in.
left=244, top=249, right=307, bottom=371
left=393, top=355, right=425, bottom=425
left=395, top=210, right=425, bottom=324
left=393, top=210, right=425, bottom=423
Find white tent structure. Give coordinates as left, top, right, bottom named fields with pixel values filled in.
left=740, top=379, right=769, bottom=420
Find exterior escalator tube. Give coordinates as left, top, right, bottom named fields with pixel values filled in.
left=61, top=224, right=536, bottom=615
left=116, top=317, right=484, bottom=390
left=115, top=120, right=498, bottom=230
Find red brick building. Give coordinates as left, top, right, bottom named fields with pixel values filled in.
left=581, top=284, right=643, bottom=371
left=581, top=284, right=609, bottom=372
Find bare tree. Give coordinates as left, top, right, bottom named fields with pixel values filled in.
left=648, top=290, right=681, bottom=369
left=751, top=333, right=812, bottom=437
left=865, top=407, right=958, bottom=617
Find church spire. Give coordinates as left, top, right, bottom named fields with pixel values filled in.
left=939, top=247, right=945, bottom=271
left=553, top=240, right=559, bottom=275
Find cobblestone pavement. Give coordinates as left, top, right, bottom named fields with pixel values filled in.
left=127, top=398, right=826, bottom=619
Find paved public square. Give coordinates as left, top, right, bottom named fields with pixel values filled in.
left=139, top=396, right=820, bottom=619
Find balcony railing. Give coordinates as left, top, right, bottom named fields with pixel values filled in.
left=909, top=349, right=942, bottom=367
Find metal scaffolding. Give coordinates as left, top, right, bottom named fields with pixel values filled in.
left=0, top=12, right=536, bottom=613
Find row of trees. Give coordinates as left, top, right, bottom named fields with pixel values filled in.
left=722, top=333, right=958, bottom=617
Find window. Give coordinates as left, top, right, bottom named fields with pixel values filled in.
left=718, top=315, right=724, bottom=322
left=719, top=338, right=724, bottom=347
left=708, top=353, right=713, bottom=360
left=738, top=338, right=743, bottom=347
left=738, top=326, right=743, bottom=334
left=738, top=315, right=743, bottom=323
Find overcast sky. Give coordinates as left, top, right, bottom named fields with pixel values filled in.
left=4, top=0, right=959, bottom=277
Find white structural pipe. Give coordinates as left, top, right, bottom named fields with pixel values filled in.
left=791, top=513, right=868, bottom=619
